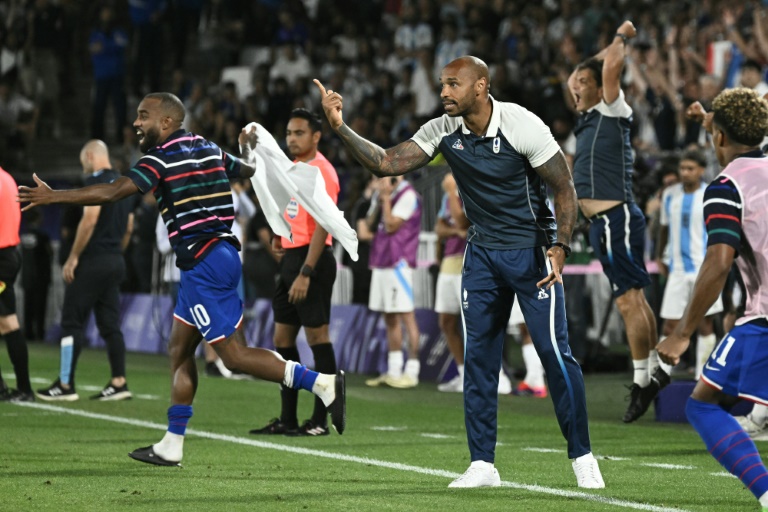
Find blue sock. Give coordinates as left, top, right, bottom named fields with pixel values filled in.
left=292, top=364, right=319, bottom=392
left=167, top=405, right=193, bottom=436
left=687, top=397, right=768, bottom=500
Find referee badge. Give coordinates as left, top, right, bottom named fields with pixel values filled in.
left=493, top=137, right=500, bottom=154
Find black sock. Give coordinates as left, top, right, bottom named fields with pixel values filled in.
left=5, top=329, right=30, bottom=393
left=276, top=346, right=300, bottom=428
left=310, top=343, right=337, bottom=425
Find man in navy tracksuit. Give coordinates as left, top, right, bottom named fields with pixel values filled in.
left=315, top=56, right=603, bottom=489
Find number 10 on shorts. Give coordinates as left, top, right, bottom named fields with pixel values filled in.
left=189, top=304, right=211, bottom=330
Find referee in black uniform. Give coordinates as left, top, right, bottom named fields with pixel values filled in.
left=37, top=140, right=136, bottom=401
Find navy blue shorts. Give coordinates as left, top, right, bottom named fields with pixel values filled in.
left=701, top=320, right=768, bottom=405
left=174, top=241, right=243, bottom=344
left=588, top=202, right=650, bottom=297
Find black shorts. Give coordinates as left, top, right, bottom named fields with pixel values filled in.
left=0, top=246, right=21, bottom=316
left=273, top=246, right=336, bottom=328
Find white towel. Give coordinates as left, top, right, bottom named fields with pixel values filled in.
left=242, top=122, right=359, bottom=261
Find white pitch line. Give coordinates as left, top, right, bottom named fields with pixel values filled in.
left=10, top=402, right=689, bottom=512
left=371, top=426, right=408, bottom=431
left=710, top=472, right=737, bottom=478
left=420, top=433, right=454, bottom=439
left=641, top=463, right=696, bottom=470
left=523, top=447, right=564, bottom=454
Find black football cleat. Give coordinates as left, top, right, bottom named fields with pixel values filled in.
left=128, top=445, right=181, bottom=467
left=328, top=371, right=346, bottom=435
left=622, top=380, right=660, bottom=423
left=248, top=418, right=298, bottom=435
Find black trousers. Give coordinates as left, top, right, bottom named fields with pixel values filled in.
left=59, top=256, right=126, bottom=387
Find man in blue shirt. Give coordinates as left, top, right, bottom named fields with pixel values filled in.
left=568, top=20, right=671, bottom=423
left=314, top=56, right=603, bottom=489
left=18, top=92, right=346, bottom=466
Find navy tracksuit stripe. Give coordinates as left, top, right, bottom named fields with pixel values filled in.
left=461, top=244, right=591, bottom=462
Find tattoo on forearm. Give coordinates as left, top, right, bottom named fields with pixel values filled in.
left=338, top=125, right=429, bottom=177
left=535, top=151, right=578, bottom=245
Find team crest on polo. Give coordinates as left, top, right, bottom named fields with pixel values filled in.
left=452, top=139, right=464, bottom=150
left=286, top=199, right=299, bottom=218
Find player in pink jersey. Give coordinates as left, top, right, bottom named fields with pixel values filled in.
left=658, top=88, right=768, bottom=511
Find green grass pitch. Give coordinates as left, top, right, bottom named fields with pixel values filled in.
left=0, top=344, right=763, bottom=511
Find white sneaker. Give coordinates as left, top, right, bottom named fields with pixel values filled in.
left=448, top=461, right=501, bottom=488
left=735, top=414, right=768, bottom=440
left=498, top=370, right=512, bottom=395
left=438, top=375, right=463, bottom=392
left=572, top=452, right=605, bottom=489
left=365, top=375, right=388, bottom=387
left=385, top=374, right=418, bottom=389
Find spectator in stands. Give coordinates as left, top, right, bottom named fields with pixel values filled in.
left=657, top=149, right=723, bottom=380
left=0, top=76, right=38, bottom=168
left=433, top=20, right=471, bottom=78
left=364, top=175, right=422, bottom=389
left=88, top=4, right=128, bottom=144
left=128, top=0, right=166, bottom=97
left=26, top=0, right=62, bottom=138
left=269, top=44, right=312, bottom=88
left=20, top=208, right=51, bottom=341
left=739, top=59, right=768, bottom=97
left=0, top=165, right=33, bottom=402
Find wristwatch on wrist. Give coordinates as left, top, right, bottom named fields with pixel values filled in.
left=301, top=264, right=315, bottom=278
left=552, top=242, right=572, bottom=258
left=614, top=33, right=629, bottom=45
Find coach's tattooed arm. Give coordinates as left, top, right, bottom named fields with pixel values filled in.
left=534, top=150, right=577, bottom=247
left=337, top=127, right=430, bottom=178
left=314, top=78, right=429, bottom=177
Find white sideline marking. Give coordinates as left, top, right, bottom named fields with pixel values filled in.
left=710, top=472, right=737, bottom=478
left=11, top=402, right=689, bottom=512
left=641, top=464, right=696, bottom=470
left=420, top=433, right=453, bottom=439
left=523, top=447, right=564, bottom=454
left=371, top=426, right=407, bottom=431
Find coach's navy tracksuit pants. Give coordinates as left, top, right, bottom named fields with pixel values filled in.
left=461, top=243, right=592, bottom=462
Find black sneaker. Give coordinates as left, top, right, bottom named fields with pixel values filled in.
left=286, top=419, right=330, bottom=437
left=0, top=389, right=35, bottom=402
left=36, top=380, right=79, bottom=402
left=622, top=380, right=660, bottom=423
left=128, top=445, right=181, bottom=467
left=652, top=367, right=671, bottom=391
left=90, top=382, right=132, bottom=401
left=328, top=371, right=346, bottom=435
left=249, top=418, right=298, bottom=435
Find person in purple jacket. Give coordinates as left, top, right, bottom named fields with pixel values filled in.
left=363, top=175, right=423, bottom=389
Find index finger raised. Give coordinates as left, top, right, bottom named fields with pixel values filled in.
left=313, top=79, right=327, bottom=96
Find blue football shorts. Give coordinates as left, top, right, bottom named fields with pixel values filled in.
left=174, top=241, right=244, bottom=344
left=589, top=202, right=651, bottom=297
left=700, top=319, right=768, bottom=405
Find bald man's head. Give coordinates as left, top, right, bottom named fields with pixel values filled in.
left=445, top=56, right=490, bottom=89
left=439, top=55, right=491, bottom=118
left=80, top=139, right=111, bottom=174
